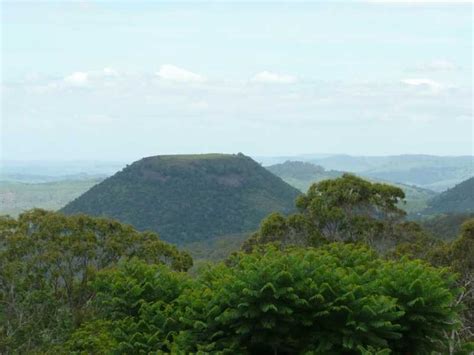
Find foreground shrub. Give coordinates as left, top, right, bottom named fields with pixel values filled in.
left=68, top=244, right=460, bottom=354
left=66, top=259, right=190, bottom=353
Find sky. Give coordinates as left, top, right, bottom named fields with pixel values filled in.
left=1, top=0, right=473, bottom=161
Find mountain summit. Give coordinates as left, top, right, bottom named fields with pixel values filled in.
left=61, top=153, right=300, bottom=244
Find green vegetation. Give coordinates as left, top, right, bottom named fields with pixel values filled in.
left=423, top=177, right=474, bottom=215
left=1, top=174, right=472, bottom=353
left=421, top=213, right=474, bottom=241
left=0, top=179, right=102, bottom=217
left=64, top=245, right=459, bottom=354
left=244, top=174, right=408, bottom=253
left=0, top=210, right=191, bottom=353
left=241, top=175, right=473, bottom=351
left=183, top=233, right=249, bottom=261
left=62, top=154, right=300, bottom=244
left=395, top=219, right=474, bottom=347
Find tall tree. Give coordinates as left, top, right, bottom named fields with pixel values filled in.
left=0, top=209, right=192, bottom=353
left=243, top=174, right=406, bottom=252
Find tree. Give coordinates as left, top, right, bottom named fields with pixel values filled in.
left=243, top=174, right=406, bottom=252
left=429, top=219, right=474, bottom=351
left=65, top=259, right=190, bottom=353
left=0, top=209, right=192, bottom=353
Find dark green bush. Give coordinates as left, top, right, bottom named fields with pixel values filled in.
left=68, top=244, right=460, bottom=354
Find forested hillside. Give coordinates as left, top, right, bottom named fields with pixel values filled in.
left=423, top=177, right=474, bottom=215
left=421, top=213, right=474, bottom=241
left=62, top=154, right=300, bottom=244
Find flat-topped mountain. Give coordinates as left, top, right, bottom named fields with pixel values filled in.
left=61, top=153, right=300, bottom=244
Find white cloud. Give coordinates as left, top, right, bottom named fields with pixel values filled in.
left=156, top=65, right=206, bottom=83
left=52, top=68, right=121, bottom=90
left=401, top=78, right=443, bottom=92
left=251, top=71, right=297, bottom=84
left=416, top=59, right=458, bottom=71
left=64, top=72, right=89, bottom=86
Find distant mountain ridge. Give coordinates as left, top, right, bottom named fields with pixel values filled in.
left=62, top=153, right=300, bottom=245
left=266, top=160, right=438, bottom=213
left=260, top=154, right=473, bottom=192
left=266, top=161, right=343, bottom=192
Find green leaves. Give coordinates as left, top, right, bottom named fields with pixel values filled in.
left=0, top=210, right=192, bottom=353
left=163, top=244, right=460, bottom=354
left=245, top=174, right=408, bottom=252
left=0, top=209, right=463, bottom=354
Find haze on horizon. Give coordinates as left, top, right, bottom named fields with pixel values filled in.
left=1, top=0, right=473, bottom=162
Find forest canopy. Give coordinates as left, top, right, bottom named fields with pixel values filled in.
left=0, top=209, right=191, bottom=352
left=1, top=175, right=473, bottom=354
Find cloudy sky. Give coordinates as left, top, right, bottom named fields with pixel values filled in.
left=1, top=0, right=472, bottom=161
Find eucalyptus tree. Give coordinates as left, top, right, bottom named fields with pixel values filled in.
left=0, top=209, right=192, bottom=353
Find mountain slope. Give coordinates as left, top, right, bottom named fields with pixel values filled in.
left=421, top=213, right=474, bottom=241
left=423, top=177, right=474, bottom=215
left=62, top=153, right=300, bottom=244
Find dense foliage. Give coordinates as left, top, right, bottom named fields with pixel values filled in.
left=428, top=219, right=474, bottom=346
left=243, top=174, right=408, bottom=252
left=239, top=175, right=473, bottom=351
left=66, top=244, right=460, bottom=354
left=370, top=218, right=474, bottom=351
left=421, top=213, right=474, bottom=241
left=1, top=172, right=471, bottom=354
left=62, top=154, right=300, bottom=244
left=0, top=210, right=191, bottom=353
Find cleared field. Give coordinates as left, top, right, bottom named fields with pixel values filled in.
left=0, top=179, right=102, bottom=217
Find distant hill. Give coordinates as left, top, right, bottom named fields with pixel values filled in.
left=61, top=153, right=300, bottom=245
left=0, top=178, right=103, bottom=217
left=266, top=161, right=343, bottom=191
left=259, top=154, right=473, bottom=192
left=307, top=155, right=473, bottom=192
left=266, top=160, right=437, bottom=214
left=422, top=177, right=474, bottom=215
